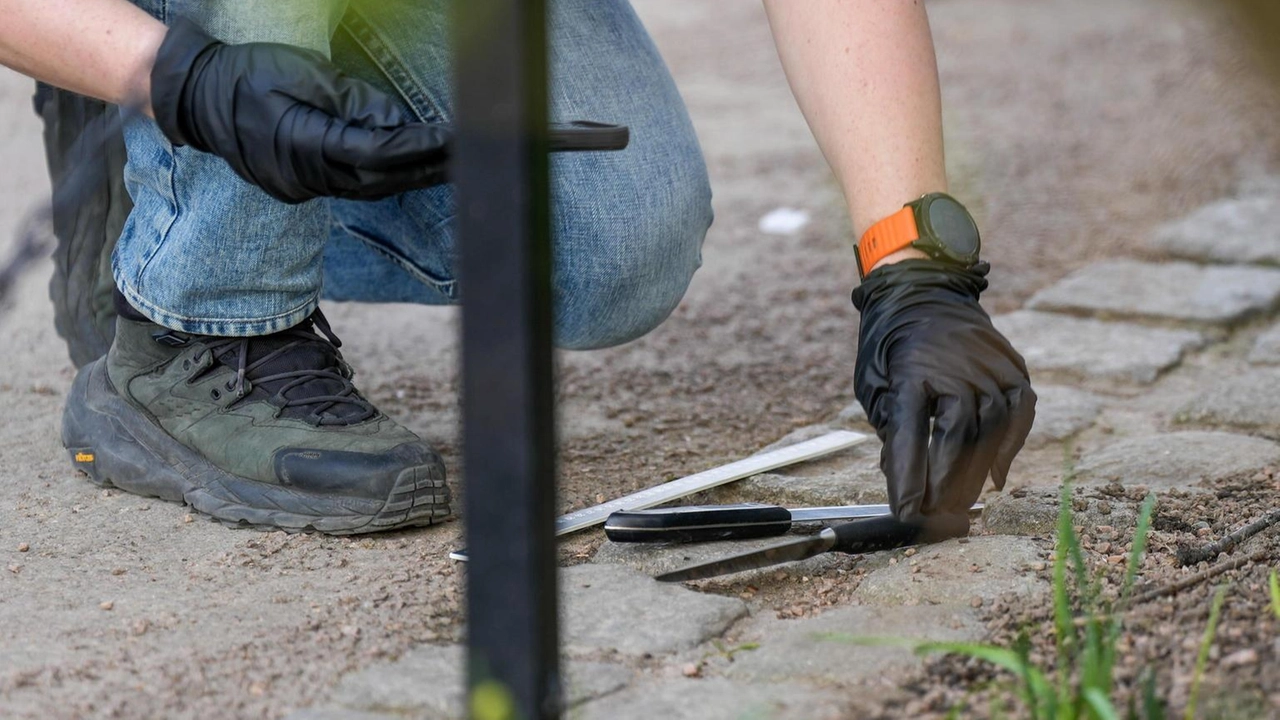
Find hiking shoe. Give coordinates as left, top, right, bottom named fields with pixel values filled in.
left=61, top=309, right=450, bottom=534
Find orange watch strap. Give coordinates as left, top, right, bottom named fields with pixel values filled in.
left=857, top=205, right=919, bottom=278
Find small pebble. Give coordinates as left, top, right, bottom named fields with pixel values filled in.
left=681, top=663, right=701, bottom=678
left=100, top=601, right=114, bottom=611
left=17, top=543, right=29, bottom=553
left=903, top=548, right=917, bottom=557
left=1222, top=648, right=1258, bottom=668
left=132, top=619, right=149, bottom=636
left=1107, top=555, right=1125, bottom=565
left=970, top=596, right=983, bottom=608
left=183, top=514, right=194, bottom=524
left=1095, top=542, right=1112, bottom=554
left=1029, top=562, right=1046, bottom=571
left=7, top=564, right=20, bottom=574
left=111, top=567, right=126, bottom=576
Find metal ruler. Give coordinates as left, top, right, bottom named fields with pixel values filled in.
left=449, top=429, right=871, bottom=561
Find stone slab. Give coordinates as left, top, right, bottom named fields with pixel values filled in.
left=562, top=564, right=747, bottom=655
left=1149, top=196, right=1280, bottom=266
left=993, top=311, right=1203, bottom=385
left=855, top=536, right=1047, bottom=607
left=1249, top=323, right=1280, bottom=364
left=318, top=645, right=631, bottom=719
left=573, top=678, right=851, bottom=720
left=1177, top=368, right=1280, bottom=438
left=1073, top=431, right=1280, bottom=490
left=1026, top=385, right=1103, bottom=448
left=981, top=489, right=1138, bottom=537
left=725, top=604, right=982, bottom=685
left=1026, top=260, right=1280, bottom=326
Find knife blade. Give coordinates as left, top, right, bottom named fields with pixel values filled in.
left=654, top=516, right=924, bottom=582
left=604, top=502, right=982, bottom=544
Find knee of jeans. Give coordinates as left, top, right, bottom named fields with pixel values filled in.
left=554, top=182, right=711, bottom=351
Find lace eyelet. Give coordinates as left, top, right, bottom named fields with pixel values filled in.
left=225, top=380, right=235, bottom=391
left=182, top=360, right=191, bottom=371
left=210, top=388, right=221, bottom=400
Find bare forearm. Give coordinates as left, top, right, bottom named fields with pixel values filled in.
left=0, top=0, right=166, bottom=112
left=763, top=0, right=946, bottom=259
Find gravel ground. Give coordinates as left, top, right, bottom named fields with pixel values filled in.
left=1, top=0, right=1279, bottom=718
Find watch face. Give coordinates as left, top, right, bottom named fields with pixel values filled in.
left=925, top=196, right=980, bottom=259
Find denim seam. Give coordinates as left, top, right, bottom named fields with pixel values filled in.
left=132, top=136, right=182, bottom=300
left=333, top=219, right=457, bottom=300
left=338, top=9, right=446, bottom=123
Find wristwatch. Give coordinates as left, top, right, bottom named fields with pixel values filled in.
left=854, top=192, right=981, bottom=279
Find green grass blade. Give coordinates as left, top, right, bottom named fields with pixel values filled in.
left=1053, top=483, right=1077, bottom=701
left=1083, top=687, right=1121, bottom=720
left=915, top=640, right=1054, bottom=708
left=1101, top=494, right=1157, bottom=699
left=1269, top=568, right=1280, bottom=620
left=1141, top=667, right=1166, bottom=720
left=1184, top=585, right=1227, bottom=720
left=1117, top=495, right=1157, bottom=609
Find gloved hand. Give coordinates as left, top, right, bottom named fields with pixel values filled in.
left=852, top=259, right=1035, bottom=538
left=150, top=18, right=449, bottom=203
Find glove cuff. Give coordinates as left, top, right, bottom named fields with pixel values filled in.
left=851, top=259, right=990, bottom=312
left=151, top=18, right=222, bottom=149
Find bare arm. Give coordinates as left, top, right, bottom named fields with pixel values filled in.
left=0, top=0, right=166, bottom=113
left=762, top=0, right=944, bottom=268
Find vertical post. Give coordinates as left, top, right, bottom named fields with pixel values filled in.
left=454, top=1, right=560, bottom=720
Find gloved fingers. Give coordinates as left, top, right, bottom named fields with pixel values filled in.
left=990, top=383, right=1037, bottom=489
left=264, top=46, right=415, bottom=128
left=313, top=71, right=417, bottom=128
left=880, top=387, right=932, bottom=522
left=925, top=390, right=979, bottom=512
left=927, top=385, right=1012, bottom=516
left=268, top=108, right=450, bottom=200
left=322, top=122, right=452, bottom=171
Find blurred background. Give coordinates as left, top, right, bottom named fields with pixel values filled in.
left=0, top=0, right=1277, bottom=718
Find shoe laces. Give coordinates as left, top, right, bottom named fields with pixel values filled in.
left=193, top=309, right=377, bottom=426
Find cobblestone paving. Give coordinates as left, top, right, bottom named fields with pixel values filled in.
left=294, top=181, right=1280, bottom=719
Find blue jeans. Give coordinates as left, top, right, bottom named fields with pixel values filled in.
left=115, top=0, right=711, bottom=349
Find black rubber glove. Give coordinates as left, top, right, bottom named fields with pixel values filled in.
left=852, top=259, right=1036, bottom=538
left=150, top=18, right=449, bottom=203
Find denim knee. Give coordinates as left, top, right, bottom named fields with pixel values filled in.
left=553, top=178, right=711, bottom=351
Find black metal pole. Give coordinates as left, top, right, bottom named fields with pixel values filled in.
left=454, top=1, right=560, bottom=719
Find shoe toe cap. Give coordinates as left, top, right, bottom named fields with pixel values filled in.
left=272, top=442, right=445, bottom=500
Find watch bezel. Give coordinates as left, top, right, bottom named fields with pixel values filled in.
left=909, top=192, right=981, bottom=267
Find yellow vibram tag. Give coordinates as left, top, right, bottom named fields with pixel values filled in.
left=74, top=452, right=95, bottom=463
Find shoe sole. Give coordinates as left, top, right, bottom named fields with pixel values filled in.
left=61, top=359, right=451, bottom=535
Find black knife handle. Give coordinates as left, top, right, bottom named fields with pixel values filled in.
left=828, top=516, right=923, bottom=554
left=604, top=504, right=792, bottom=543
